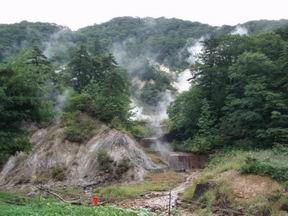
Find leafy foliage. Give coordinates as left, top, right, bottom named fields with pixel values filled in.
left=63, top=112, right=98, bottom=143
left=168, top=86, right=203, bottom=141
left=0, top=47, right=54, bottom=167
left=64, top=45, right=131, bottom=122
left=84, top=68, right=130, bottom=122
left=169, top=27, right=288, bottom=151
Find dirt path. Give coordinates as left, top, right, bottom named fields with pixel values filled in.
left=118, top=171, right=201, bottom=215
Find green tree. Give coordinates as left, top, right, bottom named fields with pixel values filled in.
left=0, top=47, right=54, bottom=166
left=67, top=45, right=95, bottom=92
left=168, top=28, right=288, bottom=150
left=85, top=67, right=130, bottom=122
left=168, top=86, right=203, bottom=141
left=221, top=52, right=278, bottom=146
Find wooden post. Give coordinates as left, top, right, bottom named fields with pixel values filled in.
left=168, top=188, right=171, bottom=216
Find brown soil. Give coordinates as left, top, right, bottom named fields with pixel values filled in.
left=219, top=170, right=283, bottom=200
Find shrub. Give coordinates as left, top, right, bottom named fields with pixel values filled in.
left=241, top=156, right=288, bottom=183
left=109, top=119, right=155, bottom=139
left=127, top=122, right=155, bottom=138
left=51, top=165, right=67, bottom=181
left=66, top=92, right=92, bottom=113
left=181, top=134, right=223, bottom=153
left=63, top=112, right=97, bottom=143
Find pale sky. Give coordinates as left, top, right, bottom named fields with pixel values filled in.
left=0, top=0, right=287, bottom=30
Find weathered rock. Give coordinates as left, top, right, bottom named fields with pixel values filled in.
left=0, top=123, right=159, bottom=186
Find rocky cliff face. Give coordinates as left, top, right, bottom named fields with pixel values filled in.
left=0, top=123, right=158, bottom=187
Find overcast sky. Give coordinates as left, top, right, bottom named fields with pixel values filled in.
left=0, top=0, right=287, bottom=30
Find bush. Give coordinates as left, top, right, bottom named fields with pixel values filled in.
left=63, top=112, right=97, bottom=143
left=127, top=122, right=155, bottom=138
left=241, top=156, right=288, bottom=183
left=51, top=165, right=67, bottom=181
left=0, top=131, right=32, bottom=168
left=109, top=118, right=155, bottom=139
left=180, top=134, right=223, bottom=153
left=65, top=92, right=92, bottom=113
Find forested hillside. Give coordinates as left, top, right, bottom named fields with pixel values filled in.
left=0, top=21, right=62, bottom=61
left=1, top=17, right=288, bottom=69
left=1, top=17, right=288, bottom=215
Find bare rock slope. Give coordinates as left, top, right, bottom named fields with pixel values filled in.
left=0, top=123, right=158, bottom=186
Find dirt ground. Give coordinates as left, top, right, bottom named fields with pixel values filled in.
left=117, top=171, right=201, bottom=215
left=218, top=170, right=283, bottom=200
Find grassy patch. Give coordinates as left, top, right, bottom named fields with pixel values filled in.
left=94, top=171, right=185, bottom=200
left=0, top=200, right=153, bottom=216
left=0, top=192, right=33, bottom=205
left=0, top=192, right=154, bottom=216
left=241, top=146, right=288, bottom=183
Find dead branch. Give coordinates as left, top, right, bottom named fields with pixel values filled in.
left=36, top=186, right=81, bottom=205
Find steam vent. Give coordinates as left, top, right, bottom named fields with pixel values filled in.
left=168, top=152, right=208, bottom=170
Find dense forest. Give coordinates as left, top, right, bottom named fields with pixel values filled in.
left=1, top=18, right=288, bottom=67
left=0, top=44, right=131, bottom=166
left=168, top=27, right=288, bottom=152
left=1, top=17, right=288, bottom=166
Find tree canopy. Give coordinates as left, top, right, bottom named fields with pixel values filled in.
left=168, top=28, right=288, bottom=151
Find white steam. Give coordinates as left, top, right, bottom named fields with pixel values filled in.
left=172, top=69, right=192, bottom=93
left=54, top=90, right=69, bottom=123
left=112, top=37, right=156, bottom=75
left=130, top=99, right=151, bottom=121
left=130, top=67, right=192, bottom=157
left=146, top=90, right=175, bottom=156
left=231, top=26, right=248, bottom=35
left=43, top=28, right=76, bottom=60
left=186, top=37, right=204, bottom=64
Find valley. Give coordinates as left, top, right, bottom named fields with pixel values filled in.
left=0, top=16, right=288, bottom=216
